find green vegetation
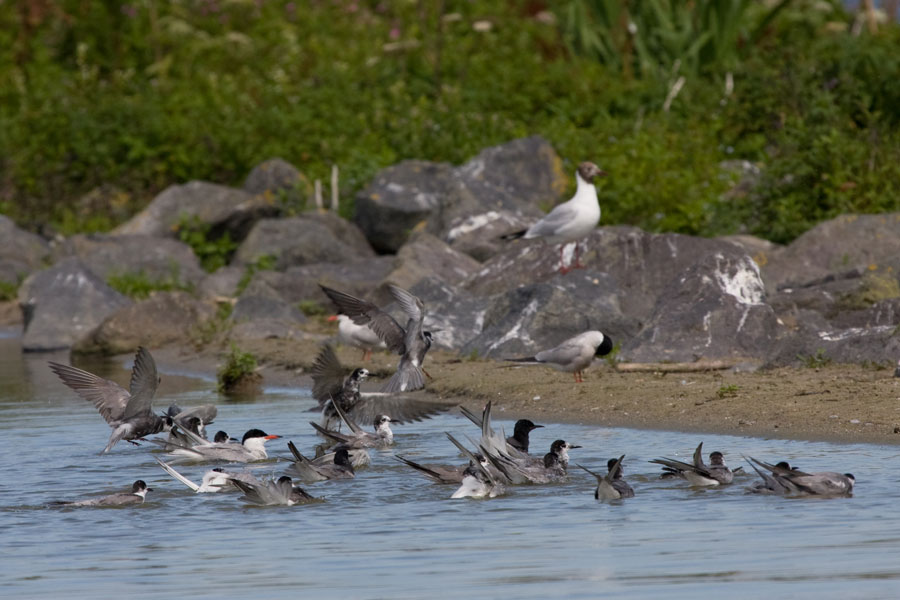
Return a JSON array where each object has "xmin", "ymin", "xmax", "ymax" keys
[
  {"xmin": 603, "ymin": 340, "xmax": 622, "ymax": 368},
  {"xmin": 0, "ymin": 280, "xmax": 17, "ymax": 302},
  {"xmin": 106, "ymin": 268, "xmax": 191, "ymax": 300},
  {"xmin": 217, "ymin": 343, "xmax": 259, "ymax": 394},
  {"xmin": 798, "ymin": 348, "xmax": 833, "ymax": 368},
  {"xmin": 236, "ymin": 254, "xmax": 277, "ymax": 295},
  {"xmin": 2, "ymin": 1, "xmax": 900, "ymax": 243},
  {"xmin": 297, "ymin": 300, "xmax": 328, "ymax": 318},
  {"xmin": 716, "ymin": 383, "xmax": 740, "ymax": 398},
  {"xmin": 175, "ymin": 215, "xmax": 238, "ymax": 272}
]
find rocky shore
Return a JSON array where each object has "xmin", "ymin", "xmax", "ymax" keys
[{"xmin": 3, "ymin": 136, "xmax": 900, "ymax": 444}]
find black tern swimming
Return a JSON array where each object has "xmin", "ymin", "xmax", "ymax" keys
[
  {"xmin": 482, "ymin": 439, "xmax": 581, "ymax": 485},
  {"xmin": 329, "ymin": 314, "xmax": 386, "ymax": 361},
  {"xmin": 285, "ymin": 441, "xmax": 356, "ymax": 482},
  {"xmin": 501, "ymin": 161, "xmax": 606, "ymax": 274},
  {"xmin": 444, "ymin": 433, "xmax": 506, "ymax": 498},
  {"xmin": 745, "ymin": 459, "xmax": 799, "ymax": 495},
  {"xmin": 747, "ymin": 457, "xmax": 855, "ymax": 497},
  {"xmin": 167, "ymin": 428, "xmax": 281, "ymax": 463},
  {"xmin": 155, "ymin": 457, "xmax": 260, "ymax": 493},
  {"xmin": 459, "ymin": 402, "xmax": 543, "ymax": 454},
  {"xmin": 506, "ymin": 330, "xmax": 614, "ymax": 383},
  {"xmin": 310, "ymin": 411, "xmax": 394, "ymax": 449},
  {"xmin": 49, "ymin": 347, "xmax": 176, "ymax": 454},
  {"xmin": 577, "ymin": 455, "xmax": 635, "ymax": 500},
  {"xmin": 309, "ymin": 343, "xmax": 452, "ymax": 427},
  {"xmin": 232, "ymin": 475, "xmax": 322, "ymax": 506},
  {"xmin": 51, "ymin": 480, "xmax": 153, "ymax": 507},
  {"xmin": 320, "ymin": 284, "xmax": 433, "ymax": 393},
  {"xmin": 165, "ymin": 403, "xmax": 217, "ymax": 438},
  {"xmin": 651, "ymin": 442, "xmax": 734, "ymax": 486}
]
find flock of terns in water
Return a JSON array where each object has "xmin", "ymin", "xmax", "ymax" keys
[{"xmin": 42, "ymin": 163, "xmax": 855, "ymax": 506}]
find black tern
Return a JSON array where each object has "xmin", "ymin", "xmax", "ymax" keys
[
  {"xmin": 320, "ymin": 284, "xmax": 433, "ymax": 393},
  {"xmin": 49, "ymin": 346, "xmax": 176, "ymax": 454},
  {"xmin": 747, "ymin": 457, "xmax": 855, "ymax": 497},
  {"xmin": 444, "ymin": 433, "xmax": 506, "ymax": 498},
  {"xmin": 394, "ymin": 453, "xmax": 488, "ymax": 485},
  {"xmin": 650, "ymin": 442, "xmax": 734, "ymax": 486},
  {"xmin": 232, "ymin": 475, "xmax": 322, "ymax": 506},
  {"xmin": 310, "ymin": 412, "xmax": 394, "ymax": 449},
  {"xmin": 285, "ymin": 441, "xmax": 355, "ymax": 482},
  {"xmin": 482, "ymin": 439, "xmax": 582, "ymax": 485},
  {"xmin": 506, "ymin": 330, "xmax": 614, "ymax": 383},
  {"xmin": 577, "ymin": 455, "xmax": 635, "ymax": 500},
  {"xmin": 309, "ymin": 343, "xmax": 452, "ymax": 427},
  {"xmin": 501, "ymin": 161, "xmax": 606, "ymax": 273},
  {"xmin": 51, "ymin": 480, "xmax": 152, "ymax": 507},
  {"xmin": 459, "ymin": 402, "xmax": 543, "ymax": 454}
]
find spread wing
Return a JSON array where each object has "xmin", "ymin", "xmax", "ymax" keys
[
  {"xmin": 49, "ymin": 362, "xmax": 130, "ymax": 425},
  {"xmin": 124, "ymin": 347, "xmax": 159, "ymax": 419},
  {"xmin": 320, "ymin": 285, "xmax": 406, "ymax": 354},
  {"xmin": 388, "ymin": 284, "xmax": 424, "ymax": 329},
  {"xmin": 346, "ymin": 391, "xmax": 455, "ymax": 425},
  {"xmin": 310, "ymin": 344, "xmax": 349, "ymax": 405}
]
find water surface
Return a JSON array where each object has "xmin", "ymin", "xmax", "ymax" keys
[{"xmin": 2, "ymin": 335, "xmax": 899, "ymax": 599}]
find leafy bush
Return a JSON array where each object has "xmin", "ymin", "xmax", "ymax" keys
[
  {"xmin": 175, "ymin": 215, "xmax": 237, "ymax": 273},
  {"xmin": 217, "ymin": 343, "xmax": 259, "ymax": 393}
]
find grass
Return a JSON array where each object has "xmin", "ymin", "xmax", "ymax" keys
[
  {"xmin": 797, "ymin": 349, "xmax": 833, "ymax": 368},
  {"xmin": 106, "ymin": 268, "xmax": 192, "ymax": 300},
  {"xmin": 716, "ymin": 384, "xmax": 740, "ymax": 398},
  {"xmin": 0, "ymin": 280, "xmax": 18, "ymax": 302},
  {"xmin": 217, "ymin": 343, "xmax": 259, "ymax": 394}
]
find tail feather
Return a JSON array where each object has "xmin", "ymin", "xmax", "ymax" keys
[
  {"xmin": 500, "ymin": 229, "xmax": 527, "ymax": 241},
  {"xmin": 381, "ymin": 363, "xmax": 426, "ymax": 393},
  {"xmin": 505, "ymin": 356, "xmax": 538, "ymax": 364}
]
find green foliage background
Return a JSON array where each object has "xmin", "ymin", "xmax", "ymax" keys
[{"xmin": 1, "ymin": 0, "xmax": 899, "ymax": 243}]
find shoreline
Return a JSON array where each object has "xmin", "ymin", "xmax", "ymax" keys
[{"xmin": 154, "ymin": 339, "xmax": 900, "ymax": 447}]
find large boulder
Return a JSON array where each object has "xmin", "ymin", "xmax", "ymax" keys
[
  {"xmin": 0, "ymin": 215, "xmax": 51, "ymax": 286},
  {"xmin": 444, "ymin": 209, "xmax": 534, "ymax": 262},
  {"xmin": 622, "ymin": 249, "xmax": 780, "ymax": 362},
  {"xmin": 73, "ymin": 291, "xmax": 215, "ymax": 354},
  {"xmin": 243, "ymin": 158, "xmax": 312, "ymax": 209},
  {"xmin": 113, "ymin": 181, "xmax": 278, "ymax": 242},
  {"xmin": 18, "ymin": 258, "xmax": 131, "ymax": 351},
  {"xmin": 232, "ymin": 278, "xmax": 307, "ymax": 324},
  {"xmin": 53, "ymin": 234, "xmax": 206, "ymax": 287},
  {"xmin": 354, "ymin": 136, "xmax": 565, "ymax": 253},
  {"xmin": 232, "ymin": 216, "xmax": 373, "ymax": 269},
  {"xmin": 252, "ymin": 257, "xmax": 395, "ymax": 307}
]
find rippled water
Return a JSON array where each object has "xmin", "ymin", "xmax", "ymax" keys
[{"xmin": 2, "ymin": 334, "xmax": 900, "ymax": 599}]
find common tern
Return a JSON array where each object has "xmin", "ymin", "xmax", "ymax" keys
[
  {"xmin": 155, "ymin": 457, "xmax": 260, "ymax": 493},
  {"xmin": 167, "ymin": 428, "xmax": 281, "ymax": 463},
  {"xmin": 320, "ymin": 284, "xmax": 433, "ymax": 393},
  {"xmin": 49, "ymin": 346, "xmax": 172, "ymax": 454},
  {"xmin": 51, "ymin": 480, "xmax": 152, "ymax": 507},
  {"xmin": 285, "ymin": 441, "xmax": 355, "ymax": 482},
  {"xmin": 577, "ymin": 455, "xmax": 634, "ymax": 500},
  {"xmin": 329, "ymin": 314, "xmax": 386, "ymax": 361},
  {"xmin": 233, "ymin": 475, "xmax": 322, "ymax": 506},
  {"xmin": 650, "ymin": 442, "xmax": 734, "ymax": 486},
  {"xmin": 501, "ymin": 161, "xmax": 606, "ymax": 274},
  {"xmin": 309, "ymin": 343, "xmax": 451, "ymax": 426},
  {"xmin": 506, "ymin": 330, "xmax": 614, "ymax": 383},
  {"xmin": 747, "ymin": 457, "xmax": 854, "ymax": 497}
]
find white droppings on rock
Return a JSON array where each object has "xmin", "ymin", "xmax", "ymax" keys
[
  {"xmin": 819, "ymin": 325, "xmax": 894, "ymax": 341},
  {"xmin": 712, "ymin": 253, "xmax": 765, "ymax": 305},
  {"xmin": 487, "ymin": 299, "xmax": 538, "ymax": 353},
  {"xmin": 446, "ymin": 211, "xmax": 502, "ymax": 242}
]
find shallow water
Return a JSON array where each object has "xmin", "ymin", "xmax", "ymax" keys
[{"xmin": 2, "ymin": 335, "xmax": 900, "ymax": 599}]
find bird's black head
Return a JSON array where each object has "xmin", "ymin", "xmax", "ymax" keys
[
  {"xmin": 277, "ymin": 476, "xmax": 293, "ymax": 485},
  {"xmin": 132, "ymin": 480, "xmax": 151, "ymax": 492},
  {"xmin": 550, "ymin": 439, "xmax": 568, "ymax": 454},
  {"xmin": 165, "ymin": 404, "xmax": 182, "ymax": 418},
  {"xmin": 423, "ymin": 331, "xmax": 434, "ymax": 350},
  {"xmin": 577, "ymin": 161, "xmax": 607, "ymax": 183},
  {"xmin": 375, "ymin": 415, "xmax": 391, "ymax": 428},
  {"xmin": 594, "ymin": 335, "xmax": 614, "ymax": 357},
  {"xmin": 607, "ymin": 458, "xmax": 624, "ymax": 478},
  {"xmin": 844, "ymin": 473, "xmax": 856, "ymax": 481},
  {"xmin": 543, "ymin": 451, "xmax": 561, "ymax": 468},
  {"xmin": 214, "ymin": 431, "xmax": 230, "ymax": 443},
  {"xmin": 775, "ymin": 461, "xmax": 792, "ymax": 470},
  {"xmin": 350, "ymin": 368, "xmax": 369, "ymax": 382},
  {"xmin": 242, "ymin": 429, "xmax": 269, "ymax": 443},
  {"xmin": 184, "ymin": 416, "xmax": 202, "ymax": 432},
  {"xmin": 334, "ymin": 447, "xmax": 352, "ymax": 467},
  {"xmin": 212, "ymin": 468, "xmax": 225, "ymax": 473},
  {"xmin": 514, "ymin": 419, "xmax": 543, "ymax": 434},
  {"xmin": 709, "ymin": 451, "xmax": 726, "ymax": 465}
]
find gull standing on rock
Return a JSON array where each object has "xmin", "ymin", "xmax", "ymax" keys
[
  {"xmin": 501, "ymin": 161, "xmax": 606, "ymax": 274},
  {"xmin": 506, "ymin": 330, "xmax": 614, "ymax": 383}
]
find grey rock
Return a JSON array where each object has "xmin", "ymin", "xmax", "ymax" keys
[
  {"xmin": 53, "ymin": 234, "xmax": 206, "ymax": 287},
  {"xmin": 622, "ymin": 249, "xmax": 779, "ymax": 363},
  {"xmin": 243, "ymin": 158, "xmax": 311, "ymax": 208},
  {"xmin": 374, "ymin": 232, "xmax": 480, "ymax": 304},
  {"xmin": 197, "ymin": 266, "xmax": 246, "ymax": 300},
  {"xmin": 253, "ymin": 257, "xmax": 395, "ymax": 306},
  {"xmin": 0, "ymin": 215, "xmax": 51, "ymax": 286},
  {"xmin": 296, "ymin": 212, "xmax": 374, "ymax": 258},
  {"xmin": 18, "ymin": 258, "xmax": 131, "ymax": 352},
  {"xmin": 229, "ymin": 319, "xmax": 317, "ymax": 343},
  {"xmin": 444, "ymin": 209, "xmax": 534, "ymax": 262},
  {"xmin": 73, "ymin": 291, "xmax": 215, "ymax": 355},
  {"xmin": 232, "ymin": 217, "xmax": 373, "ymax": 269},
  {"xmin": 354, "ymin": 136, "xmax": 564, "ymax": 253},
  {"xmin": 233, "ymin": 278, "xmax": 307, "ymax": 324},
  {"xmin": 114, "ymin": 181, "xmax": 278, "ymax": 243},
  {"xmin": 406, "ymin": 277, "xmax": 491, "ymax": 351}
]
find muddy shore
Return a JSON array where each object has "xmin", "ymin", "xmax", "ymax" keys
[{"xmin": 153, "ymin": 338, "xmax": 900, "ymax": 447}]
